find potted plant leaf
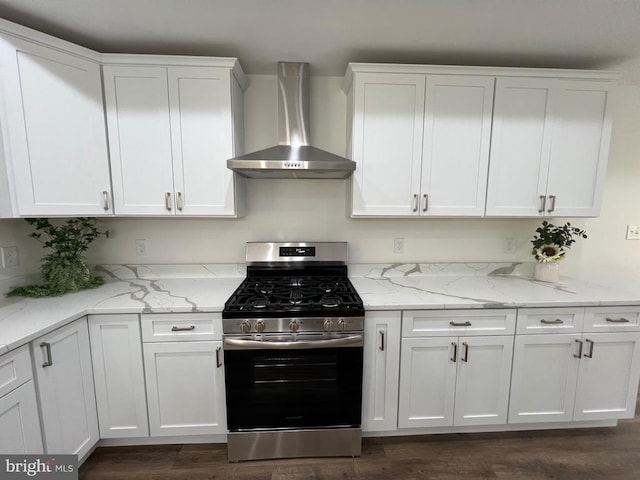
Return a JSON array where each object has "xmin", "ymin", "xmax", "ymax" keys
[
  {"xmin": 7, "ymin": 217, "xmax": 105, "ymax": 297},
  {"xmin": 530, "ymin": 221, "xmax": 587, "ymax": 282}
]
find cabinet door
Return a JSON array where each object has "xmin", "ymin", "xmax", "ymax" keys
[
  {"xmin": 574, "ymin": 332, "xmax": 640, "ymax": 421},
  {"xmin": 362, "ymin": 311, "xmax": 401, "ymax": 432},
  {"xmin": 508, "ymin": 334, "xmax": 580, "ymax": 424},
  {"xmin": 0, "ymin": 36, "xmax": 112, "ymax": 215},
  {"xmin": 33, "ymin": 318, "xmax": 99, "ymax": 458},
  {"xmin": 0, "ymin": 381, "xmax": 43, "ymax": 454},
  {"xmin": 350, "ymin": 73, "xmax": 424, "ymax": 216},
  {"xmin": 485, "ymin": 77, "xmax": 555, "ymax": 216},
  {"xmin": 398, "ymin": 337, "xmax": 456, "ymax": 428},
  {"xmin": 421, "ymin": 75, "xmax": 494, "ymax": 216},
  {"xmin": 168, "ymin": 67, "xmax": 238, "ymax": 216},
  {"xmin": 144, "ymin": 341, "xmax": 226, "ymax": 436},
  {"xmin": 104, "ymin": 65, "xmax": 175, "ymax": 215},
  {"xmin": 544, "ymin": 81, "xmax": 613, "ymax": 217},
  {"xmin": 454, "ymin": 336, "xmax": 513, "ymax": 426},
  {"xmin": 89, "ymin": 314, "xmax": 148, "ymax": 438}
]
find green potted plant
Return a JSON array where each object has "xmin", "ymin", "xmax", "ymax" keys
[
  {"xmin": 530, "ymin": 221, "xmax": 587, "ymax": 282},
  {"xmin": 7, "ymin": 217, "xmax": 105, "ymax": 297}
]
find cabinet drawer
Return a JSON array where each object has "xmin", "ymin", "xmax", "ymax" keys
[
  {"xmin": 141, "ymin": 313, "xmax": 222, "ymax": 342},
  {"xmin": 402, "ymin": 309, "xmax": 516, "ymax": 337},
  {"xmin": 583, "ymin": 307, "xmax": 640, "ymax": 333},
  {"xmin": 516, "ymin": 308, "xmax": 584, "ymax": 334},
  {"xmin": 0, "ymin": 345, "xmax": 33, "ymax": 399}
]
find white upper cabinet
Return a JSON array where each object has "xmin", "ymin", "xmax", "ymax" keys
[
  {"xmin": 103, "ymin": 56, "xmax": 247, "ymax": 216},
  {"xmin": 486, "ymin": 77, "xmax": 614, "ymax": 217},
  {"xmin": 345, "ymin": 66, "xmax": 494, "ymax": 217},
  {"xmin": 0, "ymin": 33, "xmax": 112, "ymax": 216}
]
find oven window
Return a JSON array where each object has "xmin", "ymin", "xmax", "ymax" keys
[{"xmin": 224, "ymin": 346, "xmax": 363, "ymax": 431}]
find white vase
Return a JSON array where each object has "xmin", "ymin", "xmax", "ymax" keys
[{"xmin": 533, "ymin": 262, "xmax": 560, "ymax": 283}]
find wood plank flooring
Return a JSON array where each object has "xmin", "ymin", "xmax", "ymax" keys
[{"xmin": 79, "ymin": 410, "xmax": 640, "ymax": 480}]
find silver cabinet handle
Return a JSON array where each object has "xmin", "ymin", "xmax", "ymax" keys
[
  {"xmin": 450, "ymin": 342, "xmax": 457, "ymax": 362},
  {"xmin": 449, "ymin": 321, "xmax": 472, "ymax": 327},
  {"xmin": 547, "ymin": 195, "xmax": 556, "ymax": 213},
  {"xmin": 461, "ymin": 342, "xmax": 469, "ymax": 363},
  {"xmin": 102, "ymin": 191, "xmax": 110, "ymax": 211},
  {"xmin": 378, "ymin": 330, "xmax": 385, "ymax": 351},
  {"xmin": 540, "ymin": 319, "xmax": 564, "ymax": 324},
  {"xmin": 171, "ymin": 325, "xmax": 195, "ymax": 332},
  {"xmin": 165, "ymin": 192, "xmax": 172, "ymax": 211},
  {"xmin": 224, "ymin": 334, "xmax": 363, "ymax": 350},
  {"xmin": 422, "ymin": 194, "xmax": 428, "ymax": 212},
  {"xmin": 216, "ymin": 346, "xmax": 222, "ymax": 368},
  {"xmin": 40, "ymin": 342, "xmax": 53, "ymax": 367},
  {"xmin": 176, "ymin": 192, "xmax": 183, "ymax": 211},
  {"xmin": 538, "ymin": 195, "xmax": 546, "ymax": 213},
  {"xmin": 606, "ymin": 317, "xmax": 630, "ymax": 323},
  {"xmin": 584, "ymin": 339, "xmax": 594, "ymax": 359},
  {"xmin": 412, "ymin": 194, "xmax": 418, "ymax": 212},
  {"xmin": 574, "ymin": 339, "xmax": 583, "ymax": 359}
]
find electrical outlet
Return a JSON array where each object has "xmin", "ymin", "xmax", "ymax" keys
[
  {"xmin": 626, "ymin": 225, "xmax": 640, "ymax": 240},
  {"xmin": 393, "ymin": 238, "xmax": 404, "ymax": 254},
  {"xmin": 1, "ymin": 246, "xmax": 18, "ymax": 268},
  {"xmin": 503, "ymin": 238, "xmax": 516, "ymax": 253},
  {"xmin": 135, "ymin": 239, "xmax": 147, "ymax": 256}
]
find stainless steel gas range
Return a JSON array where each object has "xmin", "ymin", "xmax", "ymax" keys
[{"xmin": 222, "ymin": 242, "xmax": 365, "ymax": 462}]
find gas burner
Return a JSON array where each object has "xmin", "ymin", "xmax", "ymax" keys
[
  {"xmin": 319, "ymin": 282, "xmax": 339, "ymax": 293},
  {"xmin": 289, "ymin": 289, "xmax": 304, "ymax": 304},
  {"xmin": 321, "ymin": 296, "xmax": 342, "ymax": 308},
  {"xmin": 256, "ymin": 283, "xmax": 274, "ymax": 295},
  {"xmin": 249, "ymin": 297, "xmax": 269, "ymax": 309}
]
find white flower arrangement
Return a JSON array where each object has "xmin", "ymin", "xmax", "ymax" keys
[{"xmin": 531, "ymin": 221, "xmax": 587, "ymax": 263}]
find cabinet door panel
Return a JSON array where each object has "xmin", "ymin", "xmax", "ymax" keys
[
  {"xmin": 454, "ymin": 336, "xmax": 513, "ymax": 426},
  {"xmin": 104, "ymin": 65, "xmax": 174, "ymax": 215},
  {"xmin": 0, "ymin": 381, "xmax": 43, "ymax": 454},
  {"xmin": 545, "ymin": 81, "xmax": 612, "ymax": 217},
  {"xmin": 422, "ymin": 75, "xmax": 494, "ymax": 216},
  {"xmin": 144, "ymin": 341, "xmax": 226, "ymax": 436},
  {"xmin": 486, "ymin": 78, "xmax": 555, "ymax": 216},
  {"xmin": 362, "ymin": 311, "xmax": 401, "ymax": 432},
  {"xmin": 351, "ymin": 73, "xmax": 424, "ymax": 216},
  {"xmin": 169, "ymin": 67, "xmax": 237, "ymax": 215},
  {"xmin": 89, "ymin": 314, "xmax": 148, "ymax": 438},
  {"xmin": 33, "ymin": 318, "xmax": 99, "ymax": 458},
  {"xmin": 0, "ymin": 36, "xmax": 111, "ymax": 215},
  {"xmin": 508, "ymin": 334, "xmax": 580, "ymax": 424},
  {"xmin": 574, "ymin": 332, "xmax": 640, "ymax": 420},
  {"xmin": 398, "ymin": 337, "xmax": 456, "ymax": 428}
]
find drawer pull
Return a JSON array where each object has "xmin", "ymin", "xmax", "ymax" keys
[
  {"xmin": 584, "ymin": 339, "xmax": 594, "ymax": 359},
  {"xmin": 450, "ymin": 342, "xmax": 457, "ymax": 362},
  {"xmin": 40, "ymin": 342, "xmax": 53, "ymax": 367},
  {"xmin": 449, "ymin": 321, "xmax": 472, "ymax": 327},
  {"xmin": 461, "ymin": 342, "xmax": 469, "ymax": 363},
  {"xmin": 216, "ymin": 347, "xmax": 222, "ymax": 368},
  {"xmin": 171, "ymin": 325, "xmax": 196, "ymax": 332},
  {"xmin": 605, "ymin": 317, "xmax": 630, "ymax": 323},
  {"xmin": 540, "ymin": 319, "xmax": 564, "ymax": 325},
  {"xmin": 574, "ymin": 339, "xmax": 583, "ymax": 359}
]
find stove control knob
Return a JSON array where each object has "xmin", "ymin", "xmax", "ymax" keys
[
  {"xmin": 337, "ymin": 318, "xmax": 347, "ymax": 331},
  {"xmin": 255, "ymin": 320, "xmax": 266, "ymax": 333},
  {"xmin": 323, "ymin": 318, "xmax": 334, "ymax": 331},
  {"xmin": 240, "ymin": 320, "xmax": 251, "ymax": 333},
  {"xmin": 289, "ymin": 320, "xmax": 300, "ymax": 333}
]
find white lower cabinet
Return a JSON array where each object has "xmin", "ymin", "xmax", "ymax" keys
[
  {"xmin": 398, "ymin": 309, "xmax": 516, "ymax": 429},
  {"xmin": 362, "ymin": 311, "xmax": 401, "ymax": 432},
  {"xmin": 0, "ymin": 345, "xmax": 43, "ymax": 454},
  {"xmin": 89, "ymin": 314, "xmax": 149, "ymax": 438},
  {"xmin": 32, "ymin": 318, "xmax": 99, "ymax": 458}
]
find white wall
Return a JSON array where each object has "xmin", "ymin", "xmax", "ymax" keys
[{"xmin": 1, "ymin": 75, "xmax": 638, "ymax": 283}]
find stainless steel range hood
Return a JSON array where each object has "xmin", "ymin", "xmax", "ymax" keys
[{"xmin": 227, "ymin": 62, "xmax": 356, "ymax": 179}]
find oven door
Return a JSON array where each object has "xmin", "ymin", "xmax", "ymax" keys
[{"xmin": 223, "ymin": 333, "xmax": 363, "ymax": 431}]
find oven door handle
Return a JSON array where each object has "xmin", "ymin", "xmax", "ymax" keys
[{"xmin": 223, "ymin": 334, "xmax": 364, "ymax": 350}]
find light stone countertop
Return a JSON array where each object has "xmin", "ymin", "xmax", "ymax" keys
[{"xmin": 1, "ymin": 262, "xmax": 639, "ymax": 356}]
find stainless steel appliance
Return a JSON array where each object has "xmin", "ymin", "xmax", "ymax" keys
[
  {"xmin": 222, "ymin": 242, "xmax": 365, "ymax": 462},
  {"xmin": 226, "ymin": 62, "xmax": 356, "ymax": 179}
]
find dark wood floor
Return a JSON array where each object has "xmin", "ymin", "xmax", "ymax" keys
[{"xmin": 79, "ymin": 409, "xmax": 640, "ymax": 480}]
